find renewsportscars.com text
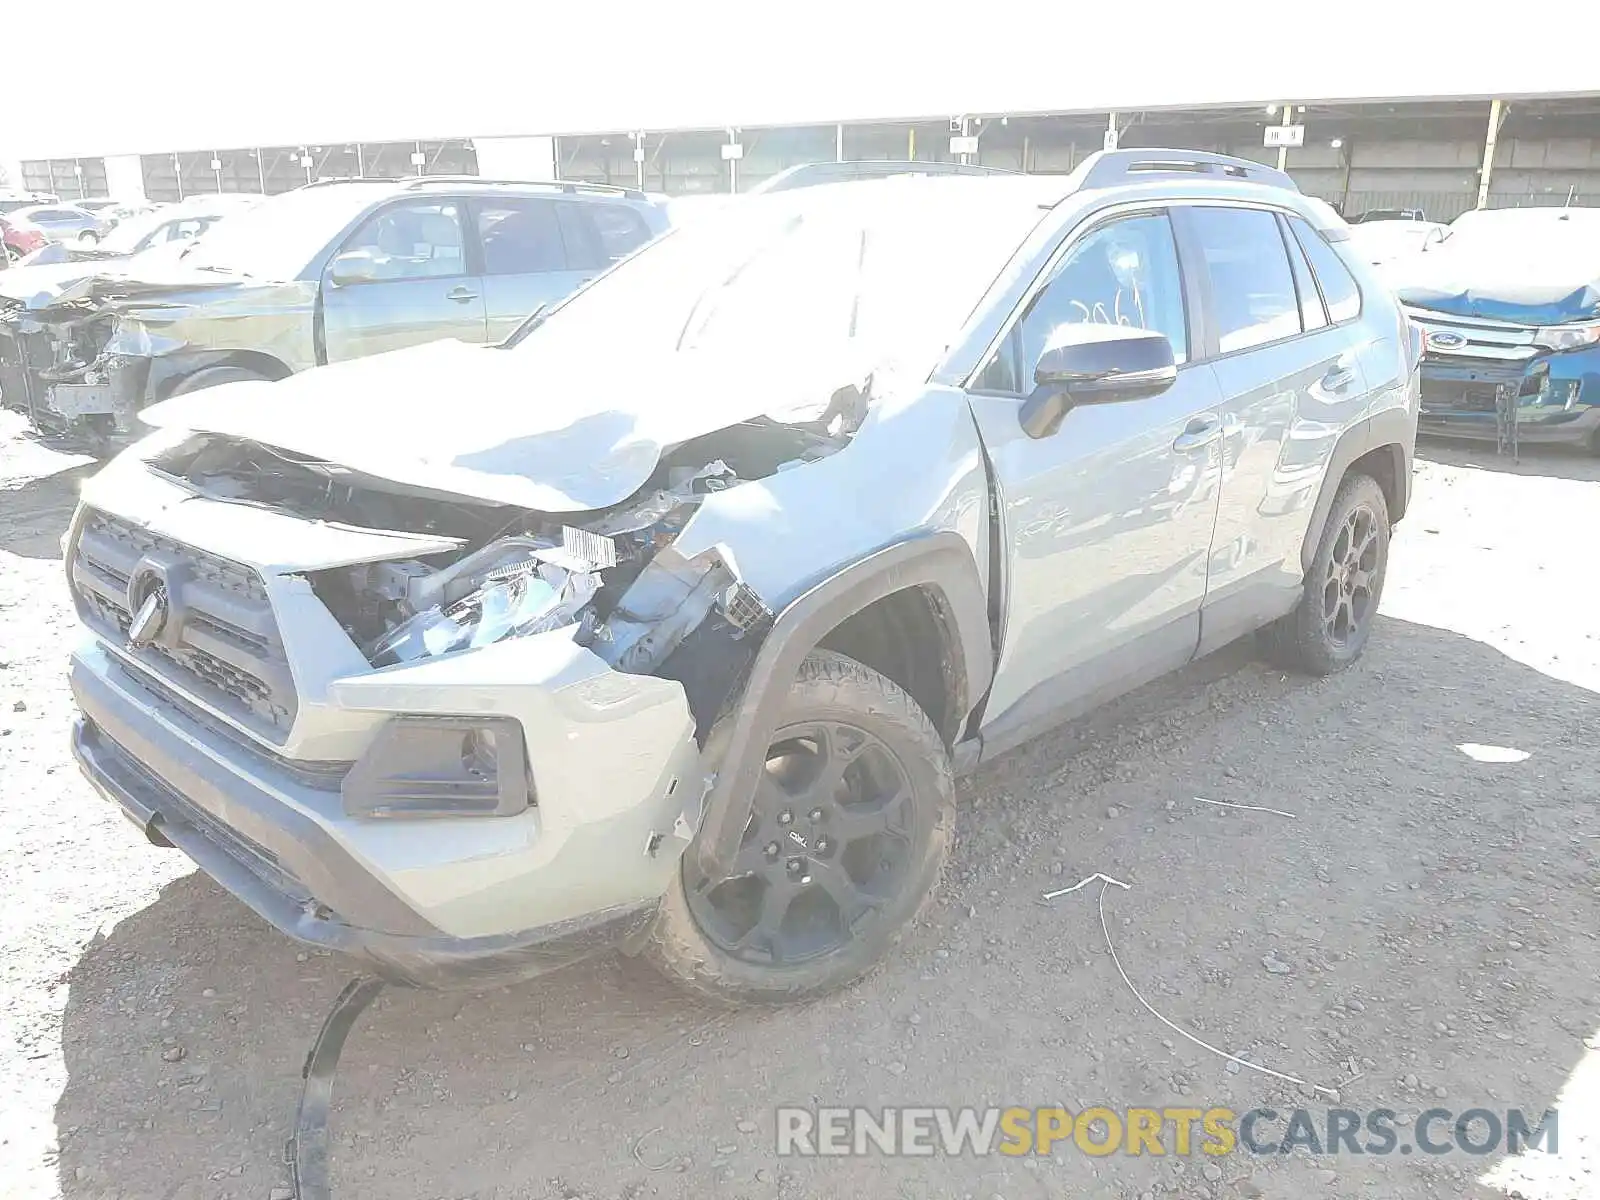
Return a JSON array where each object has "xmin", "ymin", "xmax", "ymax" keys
[{"xmin": 775, "ymin": 1106, "xmax": 1558, "ymax": 1158}]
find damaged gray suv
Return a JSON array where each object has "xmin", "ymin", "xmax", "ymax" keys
[{"xmin": 66, "ymin": 150, "xmax": 1418, "ymax": 1004}]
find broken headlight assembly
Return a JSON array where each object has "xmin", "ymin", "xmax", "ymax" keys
[
  {"xmin": 372, "ymin": 557, "xmax": 599, "ymax": 665},
  {"xmin": 343, "ymin": 715, "xmax": 530, "ymax": 819}
]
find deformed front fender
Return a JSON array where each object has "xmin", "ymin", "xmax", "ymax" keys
[{"xmin": 688, "ymin": 530, "xmax": 989, "ymax": 879}]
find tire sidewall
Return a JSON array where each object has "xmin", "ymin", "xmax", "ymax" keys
[
  {"xmin": 1306, "ymin": 475, "xmax": 1390, "ymax": 668},
  {"xmin": 648, "ymin": 651, "xmax": 953, "ymax": 1004}
]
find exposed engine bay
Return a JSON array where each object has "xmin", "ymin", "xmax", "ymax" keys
[
  {"xmin": 147, "ymin": 413, "xmax": 859, "ymax": 735},
  {"xmin": 0, "ymin": 305, "xmax": 125, "ymax": 438}
]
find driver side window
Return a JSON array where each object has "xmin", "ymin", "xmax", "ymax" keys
[
  {"xmin": 980, "ymin": 212, "xmax": 1188, "ymax": 393},
  {"xmin": 338, "ymin": 201, "xmax": 466, "ymax": 282}
]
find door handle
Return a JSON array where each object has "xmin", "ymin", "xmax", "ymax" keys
[
  {"xmin": 445, "ymin": 285, "xmax": 479, "ymax": 303},
  {"xmin": 1173, "ymin": 414, "xmax": 1223, "ymax": 452},
  {"xmin": 1321, "ymin": 364, "xmax": 1357, "ymax": 392}
]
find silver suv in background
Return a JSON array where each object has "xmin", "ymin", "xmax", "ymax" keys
[
  {"xmin": 66, "ymin": 151, "xmax": 1417, "ymax": 1004},
  {"xmin": 0, "ymin": 178, "xmax": 670, "ymax": 444}
]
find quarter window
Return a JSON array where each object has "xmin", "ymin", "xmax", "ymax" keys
[
  {"xmin": 1290, "ymin": 216, "xmax": 1362, "ymax": 323},
  {"xmin": 475, "ymin": 199, "xmax": 567, "ymax": 275},
  {"xmin": 590, "ymin": 205, "xmax": 652, "ymax": 263},
  {"xmin": 1187, "ymin": 206, "xmax": 1302, "ymax": 354},
  {"xmin": 985, "ymin": 212, "xmax": 1188, "ymax": 393},
  {"xmin": 340, "ymin": 201, "xmax": 466, "ymax": 281}
]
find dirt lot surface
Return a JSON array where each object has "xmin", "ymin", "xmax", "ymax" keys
[{"xmin": 2, "ymin": 410, "xmax": 1598, "ymax": 1200}]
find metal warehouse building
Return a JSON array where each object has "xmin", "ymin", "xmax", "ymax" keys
[
  {"xmin": 8, "ymin": 94, "xmax": 1600, "ymax": 222},
  {"xmin": 5, "ymin": 9, "xmax": 1597, "ymax": 220}
]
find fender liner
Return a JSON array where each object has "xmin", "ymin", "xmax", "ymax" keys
[
  {"xmin": 1299, "ymin": 403, "xmax": 1414, "ymax": 573},
  {"xmin": 688, "ymin": 531, "xmax": 991, "ymax": 878}
]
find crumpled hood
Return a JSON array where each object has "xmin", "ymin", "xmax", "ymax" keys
[
  {"xmin": 141, "ymin": 337, "xmax": 872, "ymax": 511},
  {"xmin": 1395, "ymin": 239, "xmax": 1600, "ymax": 324},
  {"xmin": 0, "ymin": 259, "xmax": 113, "ymax": 308},
  {"xmin": 0, "ymin": 254, "xmax": 260, "ymax": 313}
]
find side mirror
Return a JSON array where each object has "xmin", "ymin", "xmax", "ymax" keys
[
  {"xmin": 328, "ymin": 248, "xmax": 381, "ymax": 286},
  {"xmin": 1018, "ymin": 324, "xmax": 1178, "ymax": 439}
]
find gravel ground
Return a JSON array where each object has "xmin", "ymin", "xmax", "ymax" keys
[{"xmin": 2, "ymin": 410, "xmax": 1598, "ymax": 1200}]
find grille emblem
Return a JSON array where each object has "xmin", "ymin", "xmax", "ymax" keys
[
  {"xmin": 127, "ymin": 585, "xmax": 169, "ymax": 649},
  {"xmin": 1426, "ymin": 330, "xmax": 1467, "ymax": 351}
]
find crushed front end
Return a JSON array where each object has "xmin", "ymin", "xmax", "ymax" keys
[
  {"xmin": 0, "ymin": 301, "xmax": 141, "ymax": 442},
  {"xmin": 1407, "ymin": 308, "xmax": 1600, "ymax": 450},
  {"xmin": 60, "ymin": 422, "xmax": 863, "ymax": 987}
]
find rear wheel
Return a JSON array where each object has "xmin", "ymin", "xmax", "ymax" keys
[
  {"xmin": 1262, "ymin": 472, "xmax": 1390, "ymax": 674},
  {"xmin": 644, "ymin": 650, "xmax": 953, "ymax": 1005}
]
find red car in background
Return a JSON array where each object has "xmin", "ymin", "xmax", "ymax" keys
[{"xmin": 1, "ymin": 213, "xmax": 50, "ymax": 265}]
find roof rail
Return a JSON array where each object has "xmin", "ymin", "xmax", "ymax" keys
[
  {"xmin": 296, "ymin": 176, "xmax": 649, "ymax": 201},
  {"xmin": 399, "ymin": 176, "xmax": 650, "ymax": 201},
  {"xmin": 750, "ymin": 159, "xmax": 1015, "ymax": 194},
  {"xmin": 1077, "ymin": 148, "xmax": 1298, "ymax": 193},
  {"xmin": 298, "ymin": 177, "xmax": 398, "ymax": 188}
]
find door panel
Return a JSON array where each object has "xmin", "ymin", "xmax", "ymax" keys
[
  {"xmin": 1178, "ymin": 205, "xmax": 1375, "ymax": 653},
  {"xmin": 965, "ymin": 209, "xmax": 1223, "ymax": 738},
  {"xmin": 969, "ymin": 371, "xmax": 1227, "ymax": 733},
  {"xmin": 475, "ymin": 199, "xmax": 591, "ymax": 343},
  {"xmin": 321, "ymin": 199, "xmax": 485, "ymax": 363},
  {"xmin": 1200, "ymin": 330, "xmax": 1368, "ymax": 650}
]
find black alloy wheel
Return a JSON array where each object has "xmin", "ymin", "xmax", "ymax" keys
[{"xmin": 685, "ymin": 720, "xmax": 916, "ymax": 966}]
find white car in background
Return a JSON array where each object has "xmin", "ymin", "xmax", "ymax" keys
[{"xmin": 1347, "ymin": 219, "xmax": 1446, "ymax": 268}]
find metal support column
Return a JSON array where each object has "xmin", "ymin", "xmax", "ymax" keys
[
  {"xmin": 1276, "ymin": 104, "xmax": 1294, "ymax": 172},
  {"xmin": 836, "ymin": 124, "xmax": 844, "ymax": 162},
  {"xmin": 1477, "ymin": 98, "xmax": 1505, "ymax": 210}
]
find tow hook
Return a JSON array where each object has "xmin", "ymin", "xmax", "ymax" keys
[{"xmin": 284, "ymin": 976, "xmax": 386, "ymax": 1200}]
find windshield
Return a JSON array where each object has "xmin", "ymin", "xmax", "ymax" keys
[
  {"xmin": 514, "ymin": 180, "xmax": 1052, "ymax": 376},
  {"xmin": 97, "ymin": 209, "xmax": 178, "ymax": 253},
  {"xmin": 177, "ymin": 185, "xmax": 382, "ymax": 279}
]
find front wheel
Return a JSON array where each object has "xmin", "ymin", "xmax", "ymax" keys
[
  {"xmin": 1262, "ymin": 472, "xmax": 1390, "ymax": 674},
  {"xmin": 644, "ymin": 650, "xmax": 954, "ymax": 1005},
  {"xmin": 166, "ymin": 365, "xmax": 272, "ymax": 396}
]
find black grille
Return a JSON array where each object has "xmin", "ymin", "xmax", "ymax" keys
[
  {"xmin": 1420, "ymin": 357, "xmax": 1540, "ymax": 414},
  {"xmin": 70, "ymin": 509, "xmax": 298, "ymax": 742},
  {"xmin": 1420, "ymin": 378, "xmax": 1506, "ymax": 413}
]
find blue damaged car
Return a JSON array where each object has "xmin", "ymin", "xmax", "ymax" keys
[{"xmin": 1397, "ymin": 206, "xmax": 1600, "ymax": 450}]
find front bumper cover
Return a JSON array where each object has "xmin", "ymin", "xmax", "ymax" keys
[{"xmin": 69, "ymin": 637, "xmax": 695, "ymax": 989}]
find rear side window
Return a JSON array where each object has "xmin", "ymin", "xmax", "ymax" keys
[
  {"xmin": 1187, "ymin": 207, "xmax": 1301, "ymax": 354},
  {"xmin": 590, "ymin": 205, "xmax": 652, "ymax": 263},
  {"xmin": 1278, "ymin": 214, "xmax": 1328, "ymax": 332},
  {"xmin": 475, "ymin": 199, "xmax": 567, "ymax": 275},
  {"xmin": 1290, "ymin": 216, "xmax": 1361, "ymax": 323}
]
